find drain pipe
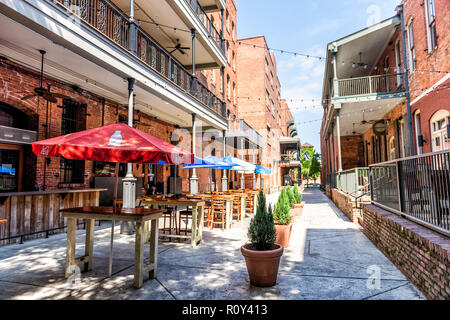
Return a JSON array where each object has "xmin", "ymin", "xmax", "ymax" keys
[{"xmin": 397, "ymin": 4, "xmax": 415, "ymax": 156}]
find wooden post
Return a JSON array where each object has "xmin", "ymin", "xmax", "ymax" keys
[
  {"xmin": 191, "ymin": 205, "xmax": 198, "ymax": 248},
  {"xmin": 149, "ymin": 218, "xmax": 158, "ymax": 279},
  {"xmin": 134, "ymin": 220, "xmax": 145, "ymax": 288},
  {"xmin": 84, "ymin": 219, "xmax": 95, "ymax": 272},
  {"xmin": 65, "ymin": 217, "xmax": 77, "ymax": 278}
]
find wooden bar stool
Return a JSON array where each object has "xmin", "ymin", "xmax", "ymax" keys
[
  {"xmin": 159, "ymin": 206, "xmax": 178, "ymax": 242},
  {"xmin": 245, "ymin": 192, "xmax": 254, "ymax": 215},
  {"xmin": 231, "ymin": 194, "xmax": 241, "ymax": 221},
  {"xmin": 178, "ymin": 208, "xmax": 192, "ymax": 239},
  {"xmin": 211, "ymin": 195, "xmax": 227, "ymax": 231}
]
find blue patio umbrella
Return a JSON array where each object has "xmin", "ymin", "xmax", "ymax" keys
[
  {"xmin": 182, "ymin": 156, "xmax": 236, "ymax": 192},
  {"xmin": 254, "ymin": 165, "xmax": 271, "ymax": 175}
]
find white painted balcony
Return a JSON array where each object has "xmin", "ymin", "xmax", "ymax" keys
[{"xmin": 337, "ymin": 73, "xmax": 406, "ymax": 98}]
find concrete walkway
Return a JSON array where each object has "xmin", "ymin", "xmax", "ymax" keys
[{"xmin": 0, "ymin": 188, "xmax": 424, "ymax": 300}]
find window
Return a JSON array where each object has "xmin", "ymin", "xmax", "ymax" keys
[
  {"xmin": 270, "ymin": 71, "xmax": 274, "ymax": 86},
  {"xmin": 232, "ymin": 51, "xmax": 235, "ymax": 71},
  {"xmin": 60, "ymin": 99, "xmax": 86, "ymax": 184},
  {"xmin": 430, "ymin": 110, "xmax": 449, "ymax": 152},
  {"xmin": 211, "ymin": 70, "xmax": 216, "ymax": 85},
  {"xmin": 389, "ymin": 136, "xmax": 396, "ymax": 161},
  {"xmin": 425, "ymin": 0, "xmax": 438, "ymax": 52},
  {"xmin": 414, "ymin": 111, "xmax": 423, "ymax": 155},
  {"xmin": 395, "ymin": 39, "xmax": 403, "ymax": 85},
  {"xmin": 227, "ymin": 75, "xmax": 230, "ymax": 100},
  {"xmin": 233, "ymin": 82, "xmax": 236, "ymax": 105},
  {"xmin": 265, "ymin": 90, "xmax": 270, "ymax": 110},
  {"xmin": 406, "ymin": 22, "xmax": 416, "ymax": 71},
  {"xmin": 265, "ymin": 58, "xmax": 269, "ymax": 76}
]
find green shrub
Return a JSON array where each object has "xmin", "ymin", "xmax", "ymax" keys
[
  {"xmin": 286, "ymin": 186, "xmax": 295, "ymax": 207},
  {"xmin": 247, "ymin": 191, "xmax": 276, "ymax": 251},
  {"xmin": 293, "ymin": 185, "xmax": 302, "ymax": 203},
  {"xmin": 273, "ymin": 189, "xmax": 291, "ymax": 225}
]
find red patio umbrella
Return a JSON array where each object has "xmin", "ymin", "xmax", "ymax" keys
[
  {"xmin": 32, "ymin": 123, "xmax": 194, "ymax": 206},
  {"xmin": 32, "ymin": 123, "xmax": 194, "ymax": 277}
]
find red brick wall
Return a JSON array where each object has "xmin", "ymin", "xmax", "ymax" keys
[
  {"xmin": 0, "ymin": 59, "xmax": 189, "ymax": 193},
  {"xmin": 363, "ymin": 204, "xmax": 450, "ymax": 300},
  {"xmin": 237, "ymin": 36, "xmax": 284, "ymax": 192},
  {"xmin": 330, "ymin": 189, "xmax": 361, "ymax": 224},
  {"xmin": 340, "ymin": 135, "xmax": 364, "ymax": 170}
]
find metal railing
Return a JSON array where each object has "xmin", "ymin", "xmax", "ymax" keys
[
  {"xmin": 52, "ymin": 0, "xmax": 225, "ymax": 118},
  {"xmin": 335, "ymin": 168, "xmax": 370, "ymax": 197},
  {"xmin": 337, "ymin": 73, "xmax": 405, "ymax": 97},
  {"xmin": 185, "ymin": 0, "xmax": 224, "ymax": 53},
  {"xmin": 370, "ymin": 150, "xmax": 450, "ymax": 236},
  {"xmin": 281, "ymin": 153, "xmax": 300, "ymax": 162}
]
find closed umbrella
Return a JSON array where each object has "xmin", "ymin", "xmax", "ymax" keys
[{"xmin": 32, "ymin": 123, "xmax": 194, "ymax": 276}]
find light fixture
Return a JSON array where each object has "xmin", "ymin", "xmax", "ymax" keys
[{"xmin": 352, "ymin": 52, "xmax": 368, "ymax": 69}]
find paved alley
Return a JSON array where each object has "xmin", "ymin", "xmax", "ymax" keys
[{"xmin": 0, "ymin": 188, "xmax": 424, "ymax": 300}]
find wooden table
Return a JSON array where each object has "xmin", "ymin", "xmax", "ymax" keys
[
  {"xmin": 141, "ymin": 198, "xmax": 205, "ymax": 248},
  {"xmin": 0, "ymin": 219, "xmax": 6, "ymax": 224},
  {"xmin": 60, "ymin": 206, "xmax": 163, "ymax": 289}
]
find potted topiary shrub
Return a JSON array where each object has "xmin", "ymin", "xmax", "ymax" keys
[
  {"xmin": 273, "ymin": 189, "xmax": 293, "ymax": 248},
  {"xmin": 286, "ymin": 186, "xmax": 296, "ymax": 219},
  {"xmin": 241, "ymin": 191, "xmax": 283, "ymax": 287},
  {"xmin": 293, "ymin": 185, "xmax": 304, "ymax": 217}
]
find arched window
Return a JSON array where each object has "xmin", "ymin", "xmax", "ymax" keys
[
  {"xmin": 430, "ymin": 110, "xmax": 450, "ymax": 152},
  {"xmin": 389, "ymin": 136, "xmax": 396, "ymax": 161},
  {"xmin": 0, "ymin": 102, "xmax": 28, "ymax": 129}
]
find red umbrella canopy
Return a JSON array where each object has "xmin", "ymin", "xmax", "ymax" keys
[{"xmin": 32, "ymin": 123, "xmax": 194, "ymax": 165}]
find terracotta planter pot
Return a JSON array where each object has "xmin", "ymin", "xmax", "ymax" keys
[
  {"xmin": 274, "ymin": 223, "xmax": 292, "ymax": 248},
  {"xmin": 241, "ymin": 244, "xmax": 284, "ymax": 287},
  {"xmin": 293, "ymin": 204, "xmax": 302, "ymax": 217}
]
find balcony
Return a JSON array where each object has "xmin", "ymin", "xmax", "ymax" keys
[
  {"xmin": 336, "ymin": 73, "xmax": 406, "ymax": 99},
  {"xmin": 52, "ymin": 0, "xmax": 226, "ymax": 118},
  {"xmin": 184, "ymin": 0, "xmax": 224, "ymax": 54}
]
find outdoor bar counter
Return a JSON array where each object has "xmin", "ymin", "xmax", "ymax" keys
[{"xmin": 0, "ymin": 188, "xmax": 107, "ymax": 245}]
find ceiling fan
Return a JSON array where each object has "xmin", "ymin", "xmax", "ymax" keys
[
  {"xmin": 360, "ymin": 110, "xmax": 378, "ymax": 125},
  {"xmin": 20, "ymin": 50, "xmax": 71, "ymax": 103},
  {"xmin": 167, "ymin": 39, "xmax": 190, "ymax": 55},
  {"xmin": 351, "ymin": 123, "xmax": 358, "ymax": 135}
]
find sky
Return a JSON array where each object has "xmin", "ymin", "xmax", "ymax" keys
[{"xmin": 236, "ymin": 0, "xmax": 400, "ymax": 151}]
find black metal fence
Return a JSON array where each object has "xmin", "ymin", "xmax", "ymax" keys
[{"xmin": 370, "ymin": 150, "xmax": 450, "ymax": 236}]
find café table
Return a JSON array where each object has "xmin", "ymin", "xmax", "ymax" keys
[
  {"xmin": 140, "ymin": 197, "xmax": 205, "ymax": 248},
  {"xmin": 60, "ymin": 206, "xmax": 163, "ymax": 289}
]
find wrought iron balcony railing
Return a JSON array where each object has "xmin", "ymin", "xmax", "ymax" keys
[
  {"xmin": 370, "ymin": 150, "xmax": 450, "ymax": 236},
  {"xmin": 281, "ymin": 154, "xmax": 300, "ymax": 162},
  {"xmin": 184, "ymin": 0, "xmax": 225, "ymax": 54},
  {"xmin": 52, "ymin": 0, "xmax": 226, "ymax": 118},
  {"xmin": 337, "ymin": 73, "xmax": 405, "ymax": 97}
]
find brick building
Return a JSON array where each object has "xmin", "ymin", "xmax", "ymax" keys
[
  {"xmin": 0, "ymin": 0, "xmax": 230, "ymax": 199},
  {"xmin": 236, "ymin": 36, "xmax": 286, "ymax": 193},
  {"xmin": 320, "ymin": 0, "xmax": 449, "ymax": 182}
]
